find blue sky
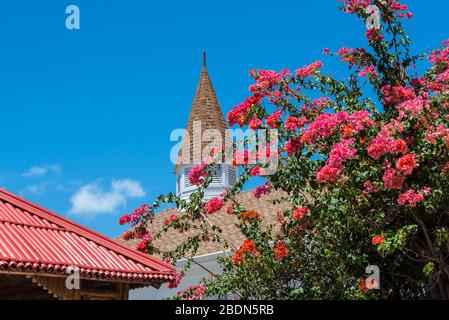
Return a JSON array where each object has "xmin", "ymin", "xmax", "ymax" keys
[{"xmin": 0, "ymin": 0, "xmax": 448, "ymax": 238}]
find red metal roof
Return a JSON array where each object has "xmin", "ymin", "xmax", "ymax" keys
[{"xmin": 0, "ymin": 189, "xmax": 175, "ymax": 285}]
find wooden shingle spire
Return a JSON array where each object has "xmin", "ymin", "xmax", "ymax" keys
[{"xmin": 175, "ymin": 53, "xmax": 229, "ymax": 171}]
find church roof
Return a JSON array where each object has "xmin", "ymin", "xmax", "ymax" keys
[
  {"xmin": 175, "ymin": 53, "xmax": 229, "ymax": 172},
  {"xmin": 117, "ymin": 189, "xmax": 290, "ymax": 258},
  {"xmin": 0, "ymin": 189, "xmax": 176, "ymax": 286}
]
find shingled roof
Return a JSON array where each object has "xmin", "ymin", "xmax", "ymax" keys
[
  {"xmin": 117, "ymin": 189, "xmax": 290, "ymax": 257},
  {"xmin": 175, "ymin": 53, "xmax": 229, "ymax": 172}
]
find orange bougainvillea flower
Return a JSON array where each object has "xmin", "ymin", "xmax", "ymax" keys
[
  {"xmin": 232, "ymin": 239, "xmax": 259, "ymax": 265},
  {"xmin": 371, "ymin": 234, "xmax": 385, "ymax": 246},
  {"xmin": 359, "ymin": 278, "xmax": 369, "ymax": 294},
  {"xmin": 241, "ymin": 210, "xmax": 261, "ymax": 221},
  {"xmin": 273, "ymin": 242, "xmax": 289, "ymax": 261}
]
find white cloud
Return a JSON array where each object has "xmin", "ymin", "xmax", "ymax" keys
[
  {"xmin": 20, "ymin": 183, "xmax": 49, "ymax": 196},
  {"xmin": 69, "ymin": 179, "xmax": 146, "ymax": 216},
  {"xmin": 22, "ymin": 164, "xmax": 61, "ymax": 178}
]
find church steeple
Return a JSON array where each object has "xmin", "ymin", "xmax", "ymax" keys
[
  {"xmin": 175, "ymin": 52, "xmax": 229, "ymax": 170},
  {"xmin": 175, "ymin": 53, "xmax": 237, "ymax": 200}
]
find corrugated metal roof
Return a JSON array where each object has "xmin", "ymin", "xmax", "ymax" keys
[{"xmin": 0, "ymin": 189, "xmax": 175, "ymax": 284}]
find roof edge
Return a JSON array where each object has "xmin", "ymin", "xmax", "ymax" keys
[{"xmin": 0, "ymin": 189, "xmax": 176, "ymax": 272}]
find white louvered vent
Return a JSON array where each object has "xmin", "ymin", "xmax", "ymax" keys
[
  {"xmin": 228, "ymin": 167, "xmax": 237, "ymax": 186},
  {"xmin": 211, "ymin": 168, "xmax": 222, "ymax": 184},
  {"xmin": 184, "ymin": 168, "xmax": 193, "ymax": 188}
]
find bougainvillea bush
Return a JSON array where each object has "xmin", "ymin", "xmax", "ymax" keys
[{"xmin": 121, "ymin": 0, "xmax": 449, "ymax": 299}]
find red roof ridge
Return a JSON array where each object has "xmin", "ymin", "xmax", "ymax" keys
[{"xmin": 0, "ymin": 189, "xmax": 175, "ymax": 272}]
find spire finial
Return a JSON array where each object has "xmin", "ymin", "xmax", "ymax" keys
[{"xmin": 202, "ymin": 51, "xmax": 206, "ymax": 67}]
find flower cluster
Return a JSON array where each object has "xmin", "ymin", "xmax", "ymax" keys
[
  {"xmin": 395, "ymin": 154, "xmax": 418, "ymax": 175},
  {"xmin": 273, "ymin": 242, "xmax": 289, "ymax": 261},
  {"xmin": 317, "ymin": 138, "xmax": 356, "ymax": 183},
  {"xmin": 362, "ymin": 180, "xmax": 379, "ymax": 195},
  {"xmin": 119, "ymin": 204, "xmax": 152, "ymax": 227},
  {"xmin": 163, "ymin": 214, "xmax": 177, "ymax": 225},
  {"xmin": 227, "ymin": 100, "xmax": 253, "ymax": 127},
  {"xmin": 249, "ymin": 165, "xmax": 262, "ymax": 177},
  {"xmin": 249, "ymin": 116, "xmax": 262, "ymax": 130},
  {"xmin": 203, "ymin": 197, "xmax": 225, "ymax": 214},
  {"xmin": 122, "ymin": 230, "xmax": 133, "ymax": 240},
  {"xmin": 177, "ymin": 284, "xmax": 207, "ymax": 300},
  {"xmin": 232, "ymin": 240, "xmax": 259, "ymax": 265},
  {"xmin": 336, "ymin": 47, "xmax": 367, "ymax": 69},
  {"xmin": 135, "ymin": 232, "xmax": 153, "ymax": 252},
  {"xmin": 249, "ymin": 69, "xmax": 290, "ymax": 92},
  {"xmin": 266, "ymin": 111, "xmax": 282, "ymax": 129},
  {"xmin": 284, "ymin": 137, "xmax": 302, "ymax": 156},
  {"xmin": 301, "ymin": 111, "xmax": 348, "ymax": 144},
  {"xmin": 295, "ymin": 61, "xmax": 323, "ymax": 79},
  {"xmin": 366, "ymin": 29, "xmax": 384, "ymax": 42},
  {"xmin": 371, "ymin": 235, "xmax": 385, "ymax": 246},
  {"xmin": 285, "ymin": 116, "xmax": 308, "ymax": 131},
  {"xmin": 381, "ymin": 85, "xmax": 416, "ymax": 106},
  {"xmin": 367, "ymin": 134, "xmax": 409, "ymax": 160},
  {"xmin": 119, "ymin": 214, "xmax": 131, "ymax": 225},
  {"xmin": 188, "ymin": 165, "xmax": 208, "ymax": 186},
  {"xmin": 397, "ymin": 188, "xmax": 431, "ymax": 207},
  {"xmin": 241, "ymin": 210, "xmax": 261, "ymax": 222},
  {"xmin": 292, "ymin": 207, "xmax": 308, "ymax": 220},
  {"xmin": 253, "ymin": 181, "xmax": 272, "ymax": 199},
  {"xmin": 359, "ymin": 66, "xmax": 378, "ymax": 78},
  {"xmin": 396, "ymin": 96, "xmax": 428, "ymax": 120},
  {"xmin": 341, "ymin": 0, "xmax": 372, "ymax": 14},
  {"xmin": 382, "ymin": 168, "xmax": 405, "ymax": 190}
]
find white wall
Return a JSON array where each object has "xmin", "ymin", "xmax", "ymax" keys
[{"xmin": 130, "ymin": 252, "xmax": 223, "ymax": 300}]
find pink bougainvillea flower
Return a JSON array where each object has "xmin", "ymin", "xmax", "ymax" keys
[
  {"xmin": 188, "ymin": 165, "xmax": 208, "ymax": 186},
  {"xmin": 253, "ymin": 181, "xmax": 272, "ymax": 199},
  {"xmin": 359, "ymin": 65, "xmax": 378, "ymax": 78},
  {"xmin": 118, "ymin": 214, "xmax": 131, "ymax": 225},
  {"xmin": 285, "ymin": 116, "xmax": 307, "ymax": 131},
  {"xmin": 295, "ymin": 61, "xmax": 323, "ymax": 79},
  {"xmin": 367, "ymin": 134, "xmax": 392, "ymax": 160},
  {"xmin": 397, "ymin": 188, "xmax": 430, "ymax": 207},
  {"xmin": 396, "ymin": 154, "xmax": 418, "ymax": 175},
  {"xmin": 381, "ymin": 85, "xmax": 416, "ymax": 106},
  {"xmin": 249, "ymin": 116, "xmax": 262, "ymax": 130},
  {"xmin": 389, "ymin": 138, "xmax": 409, "ymax": 155},
  {"xmin": 249, "ymin": 165, "xmax": 262, "ymax": 177},
  {"xmin": 265, "ymin": 110, "xmax": 282, "ymax": 129},
  {"xmin": 163, "ymin": 214, "xmax": 177, "ymax": 225},
  {"xmin": 316, "ymin": 165, "xmax": 341, "ymax": 183},
  {"xmin": 177, "ymin": 284, "xmax": 207, "ymax": 300},
  {"xmin": 293, "ymin": 207, "xmax": 309, "ymax": 220},
  {"xmin": 366, "ymin": 29, "xmax": 384, "ymax": 41},
  {"xmin": 203, "ymin": 197, "xmax": 225, "ymax": 214},
  {"xmin": 135, "ymin": 232, "xmax": 153, "ymax": 252},
  {"xmin": 284, "ymin": 137, "xmax": 302, "ymax": 156},
  {"xmin": 383, "ymin": 168, "xmax": 405, "ymax": 190}
]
